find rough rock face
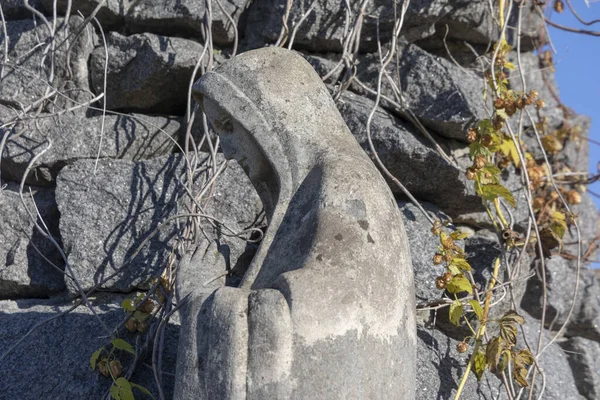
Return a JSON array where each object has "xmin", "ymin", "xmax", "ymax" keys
[
  {"xmin": 90, "ymin": 32, "xmax": 204, "ymax": 114},
  {"xmin": 1, "ymin": 112, "xmax": 181, "ymax": 186},
  {"xmin": 0, "ymin": 185, "xmax": 64, "ymax": 298},
  {"xmin": 0, "ymin": 16, "xmax": 96, "ymax": 107},
  {"xmin": 55, "ymin": 154, "xmax": 261, "ymax": 295},
  {"xmin": 1, "ymin": 1, "xmax": 598, "ymax": 400}
]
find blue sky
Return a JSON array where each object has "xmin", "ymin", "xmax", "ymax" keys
[{"xmin": 546, "ymin": 2, "xmax": 600, "ymax": 208}]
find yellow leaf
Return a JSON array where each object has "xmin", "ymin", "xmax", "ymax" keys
[
  {"xmin": 450, "ymin": 230, "xmax": 470, "ymax": 240},
  {"xmin": 449, "ymin": 300, "xmax": 463, "ymax": 326},
  {"xmin": 499, "ymin": 137, "xmax": 521, "ymax": 166}
]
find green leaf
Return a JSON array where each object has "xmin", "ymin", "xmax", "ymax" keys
[
  {"xmin": 469, "ymin": 300, "xmax": 483, "ymax": 320},
  {"xmin": 495, "ymin": 108, "xmax": 509, "ymax": 120},
  {"xmin": 111, "ymin": 339, "xmax": 136, "ymax": 355},
  {"xmin": 473, "ymin": 351, "xmax": 487, "ymax": 381},
  {"xmin": 448, "ymin": 264, "xmax": 461, "ymax": 276},
  {"xmin": 133, "ymin": 310, "xmax": 149, "ymax": 322},
  {"xmin": 446, "ymin": 275, "xmax": 473, "ymax": 294},
  {"xmin": 90, "ymin": 348, "xmax": 103, "ymax": 370},
  {"xmin": 116, "ymin": 378, "xmax": 135, "ymax": 400},
  {"xmin": 470, "ymin": 142, "xmax": 492, "ymax": 158},
  {"xmin": 130, "ymin": 382, "xmax": 155, "ymax": 399},
  {"xmin": 478, "ymin": 184, "xmax": 516, "ymax": 207},
  {"xmin": 450, "ymin": 230, "xmax": 470, "ymax": 240},
  {"xmin": 449, "ymin": 300, "xmax": 463, "ymax": 326},
  {"xmin": 121, "ymin": 299, "xmax": 136, "ymax": 312},
  {"xmin": 110, "ymin": 385, "xmax": 121, "ymax": 400},
  {"xmin": 449, "ymin": 257, "xmax": 472, "ymax": 272}
]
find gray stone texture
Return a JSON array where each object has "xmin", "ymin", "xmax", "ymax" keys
[
  {"xmin": 355, "ymin": 42, "xmax": 487, "ymax": 141},
  {"xmin": 562, "ymin": 336, "xmax": 600, "ymax": 400},
  {"xmin": 1, "ymin": 111, "xmax": 181, "ymax": 186},
  {"xmin": 55, "ymin": 154, "xmax": 261, "ymax": 295},
  {"xmin": 89, "ymin": 32, "xmax": 204, "ymax": 114},
  {"xmin": 0, "ymin": 16, "xmax": 96, "ymax": 108},
  {"xmin": 0, "ymin": 295, "xmax": 180, "ymax": 399},
  {"xmin": 43, "ymin": 0, "xmax": 247, "ymax": 44},
  {"xmin": 338, "ymin": 91, "xmax": 482, "ymax": 215},
  {"xmin": 522, "ymin": 256, "xmax": 600, "ymax": 342},
  {"xmin": 0, "ymin": 184, "xmax": 64, "ymax": 298},
  {"xmin": 1, "ymin": 0, "xmax": 45, "ymax": 20}
]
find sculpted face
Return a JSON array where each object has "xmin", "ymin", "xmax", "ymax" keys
[{"xmin": 200, "ymin": 97, "xmax": 279, "ymax": 216}]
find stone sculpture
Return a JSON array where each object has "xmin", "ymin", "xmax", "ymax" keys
[{"xmin": 174, "ymin": 47, "xmax": 416, "ymax": 399}]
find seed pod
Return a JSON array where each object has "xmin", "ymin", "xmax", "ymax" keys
[
  {"xmin": 567, "ymin": 190, "xmax": 582, "ymax": 205},
  {"xmin": 474, "ymin": 155, "xmax": 486, "ymax": 169},
  {"xmin": 442, "ymin": 237, "xmax": 454, "ymax": 250},
  {"xmin": 554, "ymin": 0, "xmax": 564, "ymax": 13},
  {"xmin": 516, "ymin": 97, "xmax": 525, "ymax": 110},
  {"xmin": 457, "ymin": 341, "xmax": 468, "ymax": 353},
  {"xmin": 481, "ymin": 135, "xmax": 493, "ymax": 147},
  {"xmin": 492, "ymin": 116, "xmax": 504, "ymax": 130},
  {"xmin": 532, "ymin": 197, "xmax": 545, "ymax": 210},
  {"xmin": 535, "ymin": 99, "xmax": 545, "ymax": 109},
  {"xmin": 139, "ymin": 299, "xmax": 156, "ymax": 314},
  {"xmin": 98, "ymin": 360, "xmax": 110, "ymax": 377},
  {"xmin": 465, "ymin": 168, "xmax": 477, "ymax": 180},
  {"xmin": 505, "ymin": 102, "xmax": 517, "ymax": 116},
  {"xmin": 493, "ymin": 98, "xmax": 506, "ymax": 109},
  {"xmin": 466, "ymin": 128, "xmax": 478, "ymax": 143},
  {"xmin": 435, "ymin": 277, "xmax": 446, "ymax": 290},
  {"xmin": 125, "ymin": 319, "xmax": 138, "ymax": 332},
  {"xmin": 444, "ymin": 252, "xmax": 454, "ymax": 263},
  {"xmin": 442, "ymin": 272, "xmax": 453, "ymax": 284},
  {"xmin": 433, "ymin": 253, "xmax": 444, "ymax": 265},
  {"xmin": 109, "ymin": 360, "xmax": 123, "ymax": 378}
]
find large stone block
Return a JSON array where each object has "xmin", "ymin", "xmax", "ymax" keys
[
  {"xmin": 1, "ymin": 111, "xmax": 181, "ymax": 186},
  {"xmin": 0, "ymin": 295, "xmax": 180, "ymax": 399},
  {"xmin": 55, "ymin": 154, "xmax": 261, "ymax": 295},
  {"xmin": 89, "ymin": 32, "xmax": 204, "ymax": 114},
  {"xmin": 0, "ymin": 184, "xmax": 64, "ymax": 298},
  {"xmin": 0, "ymin": 16, "xmax": 96, "ymax": 108}
]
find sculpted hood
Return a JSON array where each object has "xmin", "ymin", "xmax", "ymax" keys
[{"xmin": 192, "ymin": 47, "xmax": 359, "ymax": 216}]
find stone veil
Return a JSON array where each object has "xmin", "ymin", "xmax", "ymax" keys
[{"xmin": 174, "ymin": 47, "xmax": 417, "ymax": 400}]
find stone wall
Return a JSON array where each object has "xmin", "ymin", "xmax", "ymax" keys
[{"xmin": 1, "ymin": 1, "xmax": 598, "ymax": 399}]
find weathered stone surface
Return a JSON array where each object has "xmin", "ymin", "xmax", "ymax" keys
[
  {"xmin": 399, "ymin": 200, "xmax": 530, "ymax": 333},
  {"xmin": 520, "ymin": 311, "xmax": 584, "ymax": 399},
  {"xmin": 0, "ymin": 16, "xmax": 96, "ymax": 108},
  {"xmin": 522, "ymin": 255, "xmax": 600, "ymax": 342},
  {"xmin": 338, "ymin": 91, "xmax": 483, "ymax": 215},
  {"xmin": 244, "ymin": 0, "xmax": 514, "ymax": 53},
  {"xmin": 416, "ymin": 326, "xmax": 505, "ymax": 400},
  {"xmin": 90, "ymin": 32, "xmax": 203, "ymax": 114},
  {"xmin": 398, "ymin": 201, "xmax": 451, "ymax": 306},
  {"xmin": 1, "ymin": 112, "xmax": 181, "ymax": 186},
  {"xmin": 0, "ymin": 184, "xmax": 64, "ymax": 298},
  {"xmin": 562, "ymin": 336, "xmax": 600, "ymax": 400},
  {"xmin": 1, "ymin": 0, "xmax": 45, "ymax": 19},
  {"xmin": 355, "ymin": 42, "xmax": 487, "ymax": 140},
  {"xmin": 44, "ymin": 0, "xmax": 246, "ymax": 44},
  {"xmin": 41, "ymin": 0, "xmax": 125, "ymax": 28},
  {"xmin": 0, "ymin": 295, "xmax": 179, "ymax": 399},
  {"xmin": 179, "ymin": 47, "xmax": 417, "ymax": 399},
  {"xmin": 126, "ymin": 0, "xmax": 248, "ymax": 45},
  {"xmin": 417, "ymin": 311, "xmax": 584, "ymax": 400},
  {"xmin": 56, "ymin": 154, "xmax": 261, "ymax": 295}
]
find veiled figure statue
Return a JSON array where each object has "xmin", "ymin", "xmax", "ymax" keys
[{"xmin": 174, "ymin": 47, "xmax": 416, "ymax": 400}]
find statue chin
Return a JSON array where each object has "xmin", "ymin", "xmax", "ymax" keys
[{"xmin": 175, "ymin": 47, "xmax": 417, "ymax": 400}]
